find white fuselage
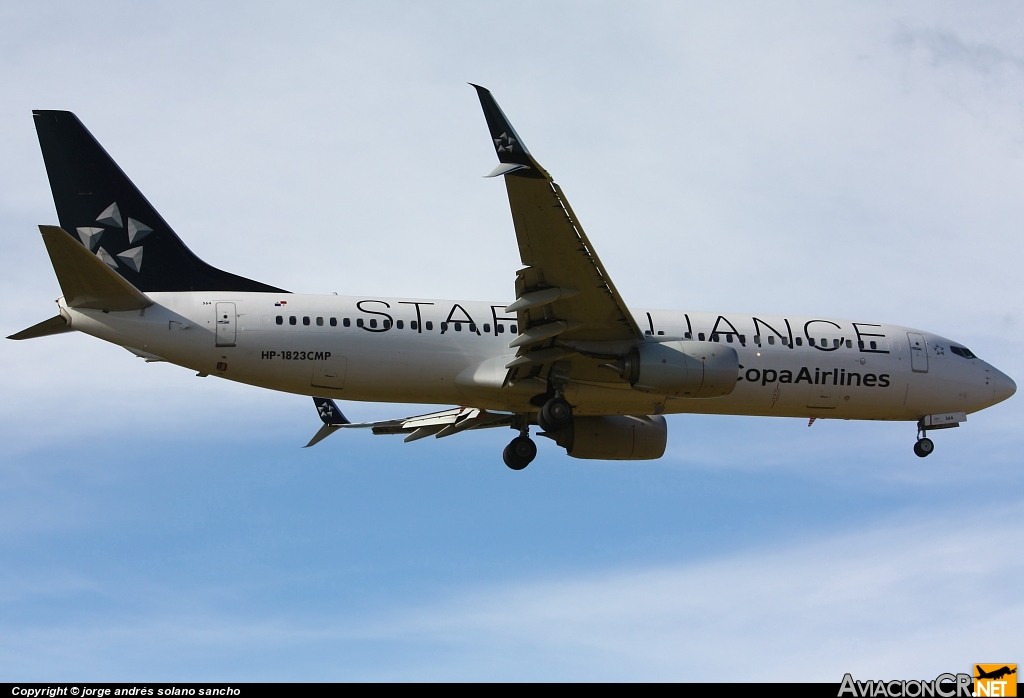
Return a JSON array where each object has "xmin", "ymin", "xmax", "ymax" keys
[{"xmin": 60, "ymin": 291, "xmax": 1011, "ymax": 422}]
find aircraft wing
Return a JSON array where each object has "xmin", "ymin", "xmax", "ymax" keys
[
  {"xmin": 471, "ymin": 86, "xmax": 643, "ymax": 382},
  {"xmin": 304, "ymin": 397, "xmax": 514, "ymax": 447}
]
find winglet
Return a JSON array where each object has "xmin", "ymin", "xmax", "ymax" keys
[
  {"xmin": 303, "ymin": 397, "xmax": 350, "ymax": 448},
  {"xmin": 470, "ymin": 84, "xmax": 549, "ymax": 179}
]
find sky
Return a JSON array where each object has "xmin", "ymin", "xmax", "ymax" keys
[{"xmin": 1, "ymin": 0, "xmax": 1022, "ymax": 682}]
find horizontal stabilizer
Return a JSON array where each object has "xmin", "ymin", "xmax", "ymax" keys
[
  {"xmin": 302, "ymin": 399, "xmax": 514, "ymax": 448},
  {"xmin": 39, "ymin": 225, "xmax": 152, "ymax": 311},
  {"xmin": 303, "ymin": 397, "xmax": 351, "ymax": 448},
  {"xmin": 7, "ymin": 314, "xmax": 73, "ymax": 340}
]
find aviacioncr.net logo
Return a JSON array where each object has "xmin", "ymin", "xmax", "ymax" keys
[{"xmin": 839, "ymin": 673, "xmax": 973, "ymax": 698}]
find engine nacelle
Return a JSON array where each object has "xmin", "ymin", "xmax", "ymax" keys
[
  {"xmin": 613, "ymin": 341, "xmax": 738, "ymax": 398},
  {"xmin": 548, "ymin": 415, "xmax": 667, "ymax": 460}
]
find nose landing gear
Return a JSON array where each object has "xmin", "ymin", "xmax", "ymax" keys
[
  {"xmin": 914, "ymin": 420, "xmax": 935, "ymax": 458},
  {"xmin": 913, "ymin": 437, "xmax": 934, "ymax": 458}
]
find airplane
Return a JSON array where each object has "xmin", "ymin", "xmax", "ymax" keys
[
  {"xmin": 975, "ymin": 666, "xmax": 1017, "ymax": 681},
  {"xmin": 9, "ymin": 85, "xmax": 1016, "ymax": 469}
]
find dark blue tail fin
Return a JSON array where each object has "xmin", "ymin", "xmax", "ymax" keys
[{"xmin": 33, "ymin": 110, "xmax": 286, "ymax": 293}]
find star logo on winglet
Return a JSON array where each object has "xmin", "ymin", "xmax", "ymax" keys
[{"xmin": 494, "ymin": 132, "xmax": 516, "ymax": 153}]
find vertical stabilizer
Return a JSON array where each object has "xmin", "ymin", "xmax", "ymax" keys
[{"xmin": 33, "ymin": 110, "xmax": 286, "ymax": 293}]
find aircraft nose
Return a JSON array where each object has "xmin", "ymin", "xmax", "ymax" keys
[{"xmin": 991, "ymin": 368, "xmax": 1016, "ymax": 404}]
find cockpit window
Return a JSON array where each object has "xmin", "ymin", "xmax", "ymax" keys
[{"xmin": 950, "ymin": 345, "xmax": 977, "ymax": 359}]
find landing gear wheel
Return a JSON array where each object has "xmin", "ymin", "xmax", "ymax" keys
[
  {"xmin": 503, "ymin": 435, "xmax": 537, "ymax": 470},
  {"xmin": 913, "ymin": 437, "xmax": 934, "ymax": 458},
  {"xmin": 538, "ymin": 397, "xmax": 573, "ymax": 432}
]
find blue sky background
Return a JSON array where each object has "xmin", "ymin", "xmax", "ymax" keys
[{"xmin": 1, "ymin": 1, "xmax": 1022, "ymax": 681}]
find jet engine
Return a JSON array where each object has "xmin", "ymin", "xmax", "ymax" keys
[
  {"xmin": 607, "ymin": 341, "xmax": 739, "ymax": 398},
  {"xmin": 546, "ymin": 415, "xmax": 667, "ymax": 460}
]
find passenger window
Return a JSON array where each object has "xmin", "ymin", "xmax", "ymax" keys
[
  {"xmin": 795, "ymin": 337, "xmax": 802, "ymax": 346},
  {"xmin": 441, "ymin": 322, "xmax": 448, "ymax": 332},
  {"xmin": 698, "ymin": 333, "xmax": 705, "ymax": 341},
  {"xmin": 410, "ymin": 321, "xmax": 418, "ymax": 330},
  {"xmin": 726, "ymin": 334, "xmax": 733, "ymax": 343},
  {"xmin": 426, "ymin": 321, "xmax": 433, "ymax": 331},
  {"xmin": 469, "ymin": 323, "xmax": 477, "ymax": 333},
  {"xmin": 301, "ymin": 316, "xmax": 309, "ymax": 326},
  {"xmin": 808, "ymin": 338, "xmax": 815, "ymax": 346},
  {"xmin": 711, "ymin": 333, "xmax": 719, "ymax": 342},
  {"xmin": 833, "ymin": 339, "xmax": 840, "ymax": 348},
  {"xmin": 845, "ymin": 339, "xmax": 852, "ymax": 348},
  {"xmin": 383, "ymin": 319, "xmax": 391, "ymax": 329},
  {"xmin": 396, "ymin": 320, "xmax": 404, "ymax": 329},
  {"xmin": 657, "ymin": 330, "xmax": 664, "ymax": 336},
  {"xmin": 483, "ymin": 323, "xmax": 491, "ymax": 333},
  {"xmin": 858, "ymin": 340, "xmax": 864, "ymax": 349},
  {"xmin": 754, "ymin": 334, "xmax": 761, "ymax": 345},
  {"xmin": 356, "ymin": 318, "xmax": 364, "ymax": 328},
  {"xmin": 739, "ymin": 334, "xmax": 745, "ymax": 344},
  {"xmin": 645, "ymin": 330, "xmax": 652, "ymax": 336},
  {"xmin": 511, "ymin": 324, "xmax": 518, "ymax": 333},
  {"xmin": 330, "ymin": 317, "xmax": 337, "ymax": 327},
  {"xmin": 289, "ymin": 316, "xmax": 297, "ymax": 325},
  {"xmin": 870, "ymin": 341, "xmax": 877, "ymax": 350},
  {"xmin": 684, "ymin": 332, "xmax": 692, "ymax": 339},
  {"xmin": 454, "ymin": 322, "xmax": 462, "ymax": 332},
  {"xmin": 343, "ymin": 318, "xmax": 351, "ymax": 327},
  {"xmin": 316, "ymin": 317, "xmax": 323, "ymax": 326},
  {"xmin": 276, "ymin": 316, "xmax": 283, "ymax": 325},
  {"xmin": 370, "ymin": 319, "xmax": 378, "ymax": 328},
  {"xmin": 497, "ymin": 324, "xmax": 505, "ymax": 334},
  {"xmin": 768, "ymin": 336, "xmax": 775, "ymax": 345}
]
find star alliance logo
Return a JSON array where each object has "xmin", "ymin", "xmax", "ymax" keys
[
  {"xmin": 75, "ymin": 202, "xmax": 153, "ymax": 274},
  {"xmin": 494, "ymin": 132, "xmax": 516, "ymax": 154},
  {"xmin": 318, "ymin": 403, "xmax": 334, "ymax": 419}
]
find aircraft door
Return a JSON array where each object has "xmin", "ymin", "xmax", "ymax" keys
[
  {"xmin": 215, "ymin": 302, "xmax": 236, "ymax": 347},
  {"xmin": 908, "ymin": 332, "xmax": 928, "ymax": 373}
]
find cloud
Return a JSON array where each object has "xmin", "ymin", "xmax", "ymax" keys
[
  {"xmin": 359, "ymin": 509, "xmax": 1024, "ymax": 680},
  {"xmin": 2, "ymin": 508, "xmax": 1019, "ymax": 681},
  {"xmin": 894, "ymin": 22, "xmax": 1024, "ymax": 74}
]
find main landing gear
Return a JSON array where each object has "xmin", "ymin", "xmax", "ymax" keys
[
  {"xmin": 503, "ymin": 434, "xmax": 537, "ymax": 470},
  {"xmin": 503, "ymin": 396, "xmax": 573, "ymax": 470},
  {"xmin": 538, "ymin": 396, "xmax": 573, "ymax": 432}
]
